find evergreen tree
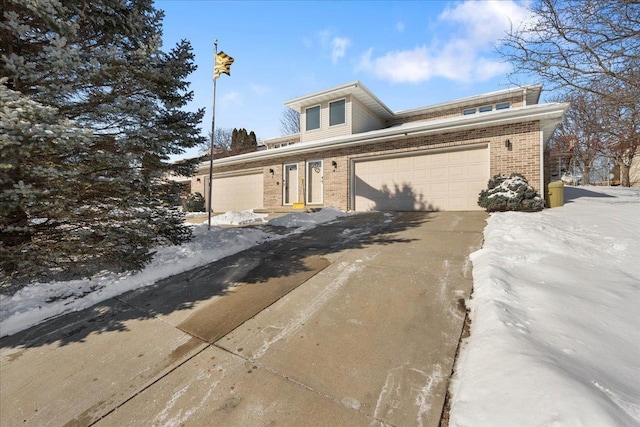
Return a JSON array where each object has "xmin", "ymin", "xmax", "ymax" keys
[
  {"xmin": 230, "ymin": 128, "xmax": 258, "ymax": 155},
  {"xmin": 0, "ymin": 0, "xmax": 206, "ymax": 289}
]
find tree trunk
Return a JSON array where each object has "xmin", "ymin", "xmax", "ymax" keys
[
  {"xmin": 583, "ymin": 166, "xmax": 591, "ymax": 185},
  {"xmin": 620, "ymin": 162, "xmax": 631, "ymax": 187}
]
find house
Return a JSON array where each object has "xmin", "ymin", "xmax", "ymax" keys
[{"xmin": 192, "ymin": 81, "xmax": 568, "ymax": 212}]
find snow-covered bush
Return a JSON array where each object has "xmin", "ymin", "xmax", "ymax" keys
[
  {"xmin": 184, "ymin": 192, "xmax": 205, "ymax": 212},
  {"xmin": 478, "ymin": 174, "xmax": 544, "ymax": 212}
]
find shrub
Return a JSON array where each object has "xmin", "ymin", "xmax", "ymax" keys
[
  {"xmin": 478, "ymin": 173, "xmax": 544, "ymax": 212},
  {"xmin": 184, "ymin": 192, "xmax": 205, "ymax": 212}
]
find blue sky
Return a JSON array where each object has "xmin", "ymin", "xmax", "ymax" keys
[{"xmin": 157, "ymin": 0, "xmax": 534, "ymax": 160}]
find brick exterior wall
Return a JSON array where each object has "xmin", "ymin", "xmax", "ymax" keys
[
  {"xmin": 387, "ymin": 95, "xmax": 525, "ymax": 127},
  {"xmin": 194, "ymin": 121, "xmax": 542, "ymax": 211}
]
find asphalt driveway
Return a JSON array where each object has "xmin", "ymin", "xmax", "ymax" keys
[{"xmin": 0, "ymin": 211, "xmax": 486, "ymax": 426}]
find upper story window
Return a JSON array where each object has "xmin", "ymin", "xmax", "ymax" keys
[
  {"xmin": 306, "ymin": 105, "xmax": 320, "ymax": 131},
  {"xmin": 463, "ymin": 102, "xmax": 511, "ymax": 115},
  {"xmin": 329, "ymin": 99, "xmax": 346, "ymax": 126}
]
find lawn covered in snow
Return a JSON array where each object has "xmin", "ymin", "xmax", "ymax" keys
[
  {"xmin": 449, "ymin": 186, "xmax": 640, "ymax": 426},
  {"xmin": 0, "ymin": 208, "xmax": 345, "ymax": 338}
]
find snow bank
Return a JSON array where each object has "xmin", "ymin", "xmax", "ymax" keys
[
  {"xmin": 209, "ymin": 209, "xmax": 267, "ymax": 225},
  {"xmin": 449, "ymin": 186, "xmax": 640, "ymax": 426},
  {"xmin": 0, "ymin": 207, "xmax": 344, "ymax": 338},
  {"xmin": 268, "ymin": 207, "xmax": 346, "ymax": 230}
]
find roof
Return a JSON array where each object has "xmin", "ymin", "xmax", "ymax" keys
[
  {"xmin": 199, "ymin": 101, "xmax": 569, "ymax": 169},
  {"xmin": 394, "ymin": 85, "xmax": 543, "ymax": 119},
  {"xmin": 284, "ymin": 81, "xmax": 394, "ymax": 120},
  {"xmin": 284, "ymin": 81, "xmax": 543, "ymax": 123}
]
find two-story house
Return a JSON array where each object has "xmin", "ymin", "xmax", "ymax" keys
[{"xmin": 192, "ymin": 81, "xmax": 568, "ymax": 212}]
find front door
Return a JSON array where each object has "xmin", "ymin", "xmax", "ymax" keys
[
  {"xmin": 306, "ymin": 159, "xmax": 323, "ymax": 205},
  {"xmin": 283, "ymin": 163, "xmax": 298, "ymax": 205}
]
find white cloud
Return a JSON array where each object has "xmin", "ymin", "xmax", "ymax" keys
[
  {"xmin": 331, "ymin": 36, "xmax": 351, "ymax": 64},
  {"xmin": 219, "ymin": 91, "xmax": 242, "ymax": 107},
  {"xmin": 250, "ymin": 84, "xmax": 271, "ymax": 96},
  {"xmin": 357, "ymin": 0, "xmax": 529, "ymax": 84}
]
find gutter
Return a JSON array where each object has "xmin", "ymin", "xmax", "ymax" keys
[{"xmin": 199, "ymin": 103, "xmax": 569, "ymax": 169}]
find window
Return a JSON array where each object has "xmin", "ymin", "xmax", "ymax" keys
[
  {"xmin": 479, "ymin": 105, "xmax": 493, "ymax": 113},
  {"xmin": 305, "ymin": 106, "xmax": 320, "ymax": 131},
  {"xmin": 329, "ymin": 99, "xmax": 346, "ymax": 126},
  {"xmin": 496, "ymin": 102, "xmax": 510, "ymax": 110},
  {"xmin": 463, "ymin": 108, "xmax": 476, "ymax": 115}
]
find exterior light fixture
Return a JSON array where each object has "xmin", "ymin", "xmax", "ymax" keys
[
  {"xmin": 505, "ymin": 139, "xmax": 512, "ymax": 150},
  {"xmin": 196, "ymin": 177, "xmax": 201, "ymax": 182},
  {"xmin": 269, "ymin": 168, "xmax": 275, "ymax": 175},
  {"xmin": 331, "ymin": 160, "xmax": 338, "ymax": 169}
]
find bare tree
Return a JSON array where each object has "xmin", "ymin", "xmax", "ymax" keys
[
  {"xmin": 200, "ymin": 127, "xmax": 233, "ymax": 157},
  {"xmin": 500, "ymin": 0, "xmax": 640, "ymax": 186},
  {"xmin": 550, "ymin": 91, "xmax": 607, "ymax": 185},
  {"xmin": 599, "ymin": 83, "xmax": 640, "ymax": 187},
  {"xmin": 500, "ymin": 0, "xmax": 640, "ymax": 100},
  {"xmin": 280, "ymin": 107, "xmax": 300, "ymax": 135}
]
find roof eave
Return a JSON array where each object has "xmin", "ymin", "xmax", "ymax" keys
[{"xmin": 199, "ymin": 103, "xmax": 569, "ymax": 169}]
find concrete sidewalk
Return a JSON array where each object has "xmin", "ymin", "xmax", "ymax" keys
[{"xmin": 0, "ymin": 211, "xmax": 486, "ymax": 426}]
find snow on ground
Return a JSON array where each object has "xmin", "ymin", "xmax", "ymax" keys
[
  {"xmin": 449, "ymin": 186, "xmax": 640, "ymax": 427},
  {"xmin": 0, "ymin": 207, "xmax": 345, "ymax": 338}
]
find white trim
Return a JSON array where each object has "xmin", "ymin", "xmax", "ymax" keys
[
  {"xmin": 305, "ymin": 159, "xmax": 324, "ymax": 205},
  {"xmin": 200, "ymin": 102, "xmax": 569, "ymax": 169},
  {"xmin": 283, "ymin": 162, "xmax": 299, "ymax": 205},
  {"xmin": 540, "ymin": 131, "xmax": 544, "ymax": 194},
  {"xmin": 304, "ymin": 104, "xmax": 321, "ymax": 132},
  {"xmin": 329, "ymin": 98, "xmax": 347, "ymax": 127},
  {"xmin": 207, "ymin": 167, "xmax": 263, "ymax": 179}
]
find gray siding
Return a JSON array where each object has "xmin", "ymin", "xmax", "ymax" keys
[{"xmin": 352, "ymin": 97, "xmax": 385, "ymax": 134}]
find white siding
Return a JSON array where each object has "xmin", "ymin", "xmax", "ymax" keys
[
  {"xmin": 300, "ymin": 96, "xmax": 353, "ymax": 142},
  {"xmin": 352, "ymin": 97, "xmax": 385, "ymax": 134}
]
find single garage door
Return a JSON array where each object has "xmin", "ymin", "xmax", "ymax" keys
[
  {"xmin": 209, "ymin": 170, "xmax": 263, "ymax": 212},
  {"xmin": 354, "ymin": 145, "xmax": 488, "ymax": 211}
]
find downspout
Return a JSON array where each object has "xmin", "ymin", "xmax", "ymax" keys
[{"xmin": 540, "ymin": 128, "xmax": 545, "ymax": 193}]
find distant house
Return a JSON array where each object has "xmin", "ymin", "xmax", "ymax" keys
[
  {"xmin": 192, "ymin": 81, "xmax": 568, "ymax": 212},
  {"xmin": 630, "ymin": 151, "xmax": 640, "ymax": 187}
]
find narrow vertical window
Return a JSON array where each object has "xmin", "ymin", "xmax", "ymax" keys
[
  {"xmin": 305, "ymin": 106, "xmax": 320, "ymax": 131},
  {"xmin": 329, "ymin": 99, "xmax": 346, "ymax": 126}
]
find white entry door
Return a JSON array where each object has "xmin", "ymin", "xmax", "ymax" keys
[
  {"xmin": 283, "ymin": 163, "xmax": 299, "ymax": 205},
  {"xmin": 306, "ymin": 159, "xmax": 323, "ymax": 205}
]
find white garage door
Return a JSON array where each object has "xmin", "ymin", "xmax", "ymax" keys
[
  {"xmin": 354, "ymin": 145, "xmax": 488, "ymax": 211},
  {"xmin": 209, "ymin": 171, "xmax": 263, "ymax": 212}
]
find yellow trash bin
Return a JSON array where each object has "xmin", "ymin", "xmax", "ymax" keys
[{"xmin": 546, "ymin": 180, "xmax": 564, "ymax": 208}]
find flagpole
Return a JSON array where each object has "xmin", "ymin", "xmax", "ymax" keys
[{"xmin": 207, "ymin": 39, "xmax": 218, "ymax": 230}]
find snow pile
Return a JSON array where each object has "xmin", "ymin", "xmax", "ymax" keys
[
  {"xmin": 0, "ymin": 208, "xmax": 344, "ymax": 338},
  {"xmin": 450, "ymin": 186, "xmax": 640, "ymax": 426},
  {"xmin": 268, "ymin": 207, "xmax": 346, "ymax": 230},
  {"xmin": 209, "ymin": 209, "xmax": 268, "ymax": 225}
]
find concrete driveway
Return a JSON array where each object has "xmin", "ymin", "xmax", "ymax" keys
[{"xmin": 0, "ymin": 211, "xmax": 486, "ymax": 427}]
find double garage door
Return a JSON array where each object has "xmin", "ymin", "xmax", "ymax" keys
[
  {"xmin": 209, "ymin": 170, "xmax": 263, "ymax": 213},
  {"xmin": 354, "ymin": 145, "xmax": 488, "ymax": 212}
]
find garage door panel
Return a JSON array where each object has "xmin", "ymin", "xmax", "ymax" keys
[
  {"xmin": 211, "ymin": 173, "xmax": 263, "ymax": 212},
  {"xmin": 355, "ymin": 146, "xmax": 488, "ymax": 211}
]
